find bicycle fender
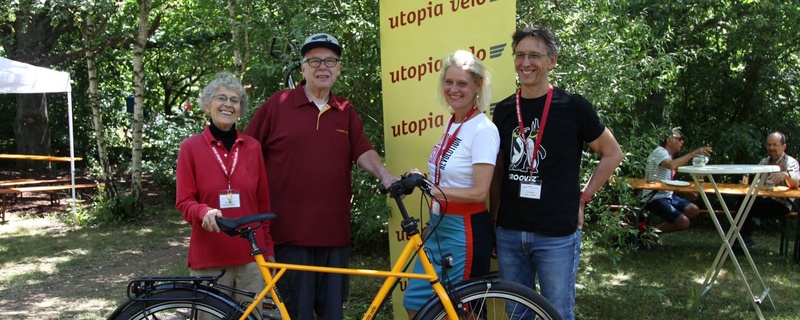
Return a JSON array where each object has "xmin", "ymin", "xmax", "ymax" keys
[{"xmin": 105, "ymin": 282, "xmax": 258, "ymax": 320}]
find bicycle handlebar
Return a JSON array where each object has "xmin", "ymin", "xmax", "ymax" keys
[{"xmin": 378, "ymin": 173, "xmax": 431, "ymax": 198}]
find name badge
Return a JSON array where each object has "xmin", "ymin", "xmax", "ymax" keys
[
  {"xmin": 431, "ymin": 201, "xmax": 441, "ymax": 215},
  {"xmin": 519, "ymin": 180, "xmax": 542, "ymax": 199},
  {"xmin": 219, "ymin": 190, "xmax": 241, "ymax": 209}
]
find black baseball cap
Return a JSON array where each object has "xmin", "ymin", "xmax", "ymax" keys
[{"xmin": 301, "ymin": 33, "xmax": 342, "ymax": 57}]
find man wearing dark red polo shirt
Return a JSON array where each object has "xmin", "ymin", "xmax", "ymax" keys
[{"xmin": 244, "ymin": 32, "xmax": 397, "ymax": 320}]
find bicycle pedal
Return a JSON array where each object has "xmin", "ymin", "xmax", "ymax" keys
[
  {"xmin": 262, "ymin": 308, "xmax": 281, "ymax": 320},
  {"xmin": 262, "ymin": 299, "xmax": 277, "ymax": 309},
  {"xmin": 262, "ymin": 299, "xmax": 281, "ymax": 320}
]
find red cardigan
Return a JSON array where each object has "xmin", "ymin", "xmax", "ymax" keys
[{"xmin": 175, "ymin": 127, "xmax": 274, "ymax": 269}]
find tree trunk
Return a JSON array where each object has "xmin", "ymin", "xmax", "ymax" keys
[
  {"xmin": 130, "ymin": 0, "xmax": 152, "ymax": 214},
  {"xmin": 13, "ymin": 94, "xmax": 51, "ymax": 171},
  {"xmin": 227, "ymin": 0, "xmax": 244, "ymax": 78},
  {"xmin": 5, "ymin": 2, "xmax": 78, "ymax": 171},
  {"xmin": 82, "ymin": 12, "xmax": 119, "ymax": 199}
]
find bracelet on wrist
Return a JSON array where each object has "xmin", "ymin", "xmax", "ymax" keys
[{"xmin": 580, "ymin": 192, "xmax": 591, "ymax": 203}]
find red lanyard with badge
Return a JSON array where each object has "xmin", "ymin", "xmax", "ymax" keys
[
  {"xmin": 433, "ymin": 106, "xmax": 478, "ymax": 185},
  {"xmin": 210, "ymin": 142, "xmax": 241, "ymax": 209},
  {"xmin": 430, "ymin": 106, "xmax": 477, "ymax": 214},
  {"xmin": 515, "ymin": 85, "xmax": 553, "ymax": 200}
]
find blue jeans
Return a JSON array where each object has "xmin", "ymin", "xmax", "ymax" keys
[
  {"xmin": 496, "ymin": 227, "xmax": 581, "ymax": 320},
  {"xmin": 644, "ymin": 195, "xmax": 692, "ymax": 223}
]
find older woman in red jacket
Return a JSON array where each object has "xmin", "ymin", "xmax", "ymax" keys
[{"xmin": 175, "ymin": 72, "xmax": 273, "ymax": 316}]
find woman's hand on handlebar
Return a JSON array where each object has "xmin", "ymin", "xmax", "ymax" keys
[{"xmin": 202, "ymin": 209, "xmax": 223, "ymax": 233}]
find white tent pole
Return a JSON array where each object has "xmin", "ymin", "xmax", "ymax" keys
[
  {"xmin": 1, "ymin": 57, "xmax": 77, "ymax": 213},
  {"xmin": 67, "ymin": 84, "xmax": 76, "ymax": 215}
]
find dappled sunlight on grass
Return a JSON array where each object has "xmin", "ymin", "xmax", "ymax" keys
[
  {"xmin": 0, "ymin": 211, "xmax": 190, "ymax": 318},
  {"xmin": 2, "ymin": 253, "xmax": 79, "ymax": 283},
  {"xmin": 0, "ymin": 213, "xmax": 71, "ymax": 237},
  {"xmin": 607, "ymin": 272, "xmax": 632, "ymax": 286},
  {"xmin": 576, "ymin": 227, "xmax": 800, "ymax": 319}
]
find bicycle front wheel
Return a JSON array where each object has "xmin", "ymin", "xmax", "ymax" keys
[
  {"xmin": 111, "ymin": 289, "xmax": 246, "ymax": 320},
  {"xmin": 416, "ymin": 280, "xmax": 563, "ymax": 320}
]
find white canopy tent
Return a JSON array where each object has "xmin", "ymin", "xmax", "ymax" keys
[{"xmin": 0, "ymin": 57, "xmax": 78, "ymax": 211}]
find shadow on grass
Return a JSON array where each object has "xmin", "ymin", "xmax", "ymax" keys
[
  {"xmin": 578, "ymin": 225, "xmax": 800, "ymax": 320},
  {"xmin": 2, "ymin": 210, "xmax": 799, "ymax": 319},
  {"xmin": 0, "ymin": 210, "xmax": 189, "ymax": 319}
]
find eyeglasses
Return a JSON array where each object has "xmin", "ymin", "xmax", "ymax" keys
[
  {"xmin": 213, "ymin": 95, "xmax": 240, "ymax": 105},
  {"xmin": 513, "ymin": 52, "xmax": 548, "ymax": 62},
  {"xmin": 303, "ymin": 57, "xmax": 340, "ymax": 68}
]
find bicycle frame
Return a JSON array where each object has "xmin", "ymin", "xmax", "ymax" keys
[
  {"xmin": 111, "ymin": 174, "xmax": 465, "ymax": 320},
  {"xmin": 238, "ymin": 176, "xmax": 460, "ymax": 320},
  {"xmin": 241, "ymin": 228, "xmax": 458, "ymax": 320}
]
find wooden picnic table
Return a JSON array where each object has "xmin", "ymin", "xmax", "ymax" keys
[
  {"xmin": 1, "ymin": 153, "xmax": 90, "ymax": 223},
  {"xmin": 629, "ymin": 178, "xmax": 800, "ymax": 198},
  {"xmin": 0, "ymin": 182, "xmax": 101, "ymax": 222},
  {"xmin": 0, "ymin": 179, "xmax": 69, "ymax": 187},
  {"xmin": 0, "ymin": 153, "xmax": 83, "ymax": 162}
]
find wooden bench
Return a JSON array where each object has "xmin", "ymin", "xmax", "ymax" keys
[
  {"xmin": 12, "ymin": 183, "xmax": 101, "ymax": 204},
  {"xmin": 0, "ymin": 183, "xmax": 102, "ymax": 222},
  {"xmin": 0, "ymin": 179, "xmax": 84, "ymax": 207},
  {"xmin": 0, "ymin": 178, "xmax": 35, "ymax": 187},
  {"xmin": 0, "ymin": 187, "xmax": 18, "ymax": 222},
  {"xmin": 0, "ymin": 179, "xmax": 71, "ymax": 188},
  {"xmin": 780, "ymin": 212, "xmax": 799, "ymax": 261}
]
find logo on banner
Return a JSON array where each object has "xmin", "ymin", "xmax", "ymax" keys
[
  {"xmin": 387, "ymin": 0, "xmax": 490, "ymax": 29},
  {"xmin": 389, "ymin": 46, "xmax": 506, "ymax": 84}
]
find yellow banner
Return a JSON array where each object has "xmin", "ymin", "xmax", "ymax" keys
[{"xmin": 379, "ymin": 0, "xmax": 516, "ymax": 317}]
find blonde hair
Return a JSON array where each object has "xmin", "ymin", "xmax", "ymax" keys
[{"xmin": 438, "ymin": 50, "xmax": 492, "ymax": 112}]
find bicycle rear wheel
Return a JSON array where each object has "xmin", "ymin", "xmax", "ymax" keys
[
  {"xmin": 416, "ymin": 280, "xmax": 563, "ymax": 320},
  {"xmin": 111, "ymin": 289, "xmax": 246, "ymax": 320}
]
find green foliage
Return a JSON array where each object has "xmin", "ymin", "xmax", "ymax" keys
[
  {"xmin": 141, "ymin": 109, "xmax": 208, "ymax": 193},
  {"xmin": 4, "ymin": 0, "xmax": 800, "ymax": 258},
  {"xmin": 519, "ymin": 0, "xmax": 800, "ymax": 256},
  {"xmin": 68, "ymin": 187, "xmax": 142, "ymax": 226},
  {"xmin": 350, "ymin": 167, "xmax": 392, "ymax": 254},
  {"xmin": 581, "ymin": 125, "xmax": 669, "ymax": 259}
]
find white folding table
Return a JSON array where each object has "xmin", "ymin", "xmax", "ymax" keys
[{"xmin": 677, "ymin": 164, "xmax": 779, "ymax": 320}]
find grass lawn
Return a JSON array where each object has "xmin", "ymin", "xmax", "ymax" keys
[
  {"xmin": 1, "ymin": 210, "xmax": 798, "ymax": 319},
  {"xmin": 578, "ymin": 224, "xmax": 800, "ymax": 320}
]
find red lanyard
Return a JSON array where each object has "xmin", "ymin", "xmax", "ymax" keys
[
  {"xmin": 433, "ymin": 107, "xmax": 478, "ymax": 185},
  {"xmin": 210, "ymin": 142, "xmax": 240, "ymax": 191},
  {"xmin": 771, "ymin": 153, "xmax": 787, "ymax": 168},
  {"xmin": 516, "ymin": 85, "xmax": 553, "ymax": 173}
]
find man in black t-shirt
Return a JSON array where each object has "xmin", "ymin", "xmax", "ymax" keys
[{"xmin": 489, "ymin": 27, "xmax": 623, "ymax": 320}]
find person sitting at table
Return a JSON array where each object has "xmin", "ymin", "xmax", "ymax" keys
[
  {"xmin": 642, "ymin": 128, "xmax": 713, "ymax": 232},
  {"xmin": 736, "ymin": 131, "xmax": 800, "ymax": 252}
]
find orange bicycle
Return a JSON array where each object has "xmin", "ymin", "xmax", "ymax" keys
[{"xmin": 107, "ymin": 173, "xmax": 562, "ymax": 320}]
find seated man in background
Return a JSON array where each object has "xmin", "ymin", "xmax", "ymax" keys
[
  {"xmin": 642, "ymin": 128, "xmax": 713, "ymax": 232},
  {"xmin": 737, "ymin": 131, "xmax": 800, "ymax": 251}
]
